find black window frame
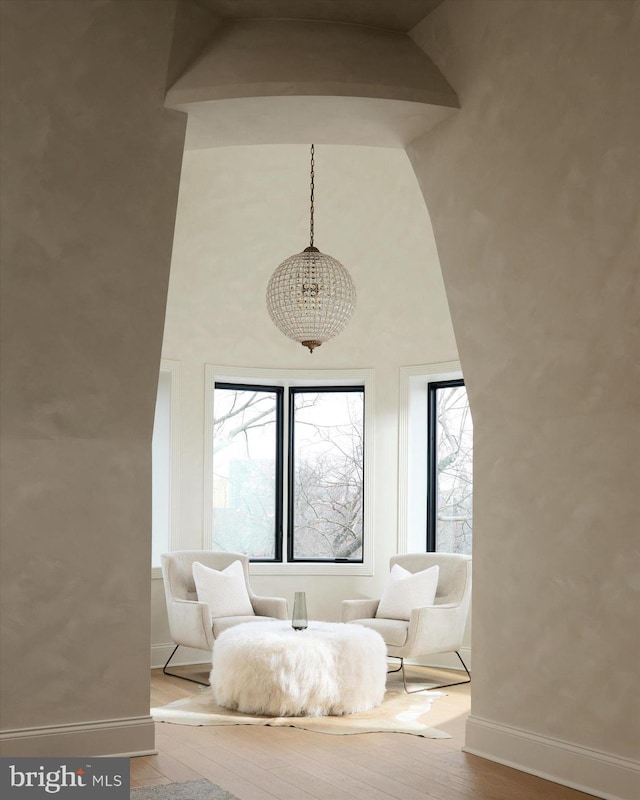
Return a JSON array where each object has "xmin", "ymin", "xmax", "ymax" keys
[
  {"xmin": 288, "ymin": 385, "xmax": 365, "ymax": 564},
  {"xmin": 213, "ymin": 382, "xmax": 365, "ymax": 564},
  {"xmin": 213, "ymin": 382, "xmax": 284, "ymax": 563},
  {"xmin": 426, "ymin": 377, "xmax": 467, "ymax": 553}
]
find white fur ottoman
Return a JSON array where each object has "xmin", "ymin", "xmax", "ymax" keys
[{"xmin": 211, "ymin": 620, "xmax": 387, "ymax": 716}]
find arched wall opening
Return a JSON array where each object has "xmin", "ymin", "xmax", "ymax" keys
[
  {"xmin": 152, "ymin": 141, "xmax": 465, "ymax": 653},
  {"xmin": 153, "ymin": 8, "xmax": 471, "ymax": 681}
]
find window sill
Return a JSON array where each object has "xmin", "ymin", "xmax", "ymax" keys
[
  {"xmin": 250, "ymin": 562, "xmax": 373, "ymax": 577},
  {"xmin": 152, "ymin": 562, "xmax": 373, "ymax": 579}
]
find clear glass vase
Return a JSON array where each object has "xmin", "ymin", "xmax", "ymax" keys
[{"xmin": 292, "ymin": 591, "xmax": 308, "ymax": 631}]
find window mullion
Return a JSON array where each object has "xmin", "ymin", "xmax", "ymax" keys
[
  {"xmin": 426, "ymin": 382, "xmax": 437, "ymax": 552},
  {"xmin": 274, "ymin": 386, "xmax": 284, "ymax": 563},
  {"xmin": 286, "ymin": 386, "xmax": 294, "ymax": 563}
]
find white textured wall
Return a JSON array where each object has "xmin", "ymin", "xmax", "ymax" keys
[
  {"xmin": 408, "ymin": 0, "xmax": 639, "ymax": 788},
  {"xmin": 155, "ymin": 144, "xmax": 460, "ymax": 650},
  {"xmin": 0, "ymin": 0, "xmax": 186, "ymax": 756}
]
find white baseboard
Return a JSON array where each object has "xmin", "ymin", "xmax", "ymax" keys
[
  {"xmin": 465, "ymin": 714, "xmax": 640, "ymax": 800},
  {"xmin": 151, "ymin": 642, "xmax": 211, "ymax": 670},
  {"xmin": 0, "ymin": 715, "xmax": 155, "ymax": 758}
]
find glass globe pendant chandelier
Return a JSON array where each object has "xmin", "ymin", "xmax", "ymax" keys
[{"xmin": 266, "ymin": 145, "xmax": 356, "ymax": 353}]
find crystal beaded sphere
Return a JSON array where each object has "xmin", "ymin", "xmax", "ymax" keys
[{"xmin": 266, "ymin": 246, "xmax": 356, "ymax": 352}]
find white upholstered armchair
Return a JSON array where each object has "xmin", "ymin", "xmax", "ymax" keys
[
  {"xmin": 342, "ymin": 553, "xmax": 471, "ymax": 691},
  {"xmin": 161, "ymin": 550, "xmax": 288, "ymax": 685}
]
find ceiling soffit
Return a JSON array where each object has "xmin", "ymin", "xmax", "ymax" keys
[{"xmin": 166, "ymin": 16, "xmax": 458, "ymax": 149}]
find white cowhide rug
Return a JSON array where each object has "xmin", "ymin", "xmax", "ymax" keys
[{"xmin": 152, "ymin": 687, "xmax": 450, "ymax": 738}]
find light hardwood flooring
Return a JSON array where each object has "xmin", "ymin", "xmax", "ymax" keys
[{"xmin": 133, "ymin": 665, "xmax": 596, "ymax": 799}]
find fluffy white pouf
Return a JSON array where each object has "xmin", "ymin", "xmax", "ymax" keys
[{"xmin": 211, "ymin": 620, "xmax": 387, "ymax": 716}]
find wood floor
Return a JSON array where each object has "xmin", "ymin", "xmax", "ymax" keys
[{"xmin": 133, "ymin": 665, "xmax": 596, "ymax": 799}]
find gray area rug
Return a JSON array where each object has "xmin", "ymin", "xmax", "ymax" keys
[{"xmin": 131, "ymin": 779, "xmax": 238, "ymax": 799}]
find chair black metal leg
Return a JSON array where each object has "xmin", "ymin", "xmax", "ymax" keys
[
  {"xmin": 393, "ymin": 652, "xmax": 471, "ymax": 693},
  {"xmin": 162, "ymin": 644, "xmax": 210, "ymax": 687}
]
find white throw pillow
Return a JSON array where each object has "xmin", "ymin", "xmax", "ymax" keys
[
  {"xmin": 375, "ymin": 563, "xmax": 439, "ymax": 621},
  {"xmin": 192, "ymin": 560, "xmax": 255, "ymax": 619}
]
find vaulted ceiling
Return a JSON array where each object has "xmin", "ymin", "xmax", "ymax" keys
[{"xmin": 196, "ymin": 0, "xmax": 444, "ymax": 32}]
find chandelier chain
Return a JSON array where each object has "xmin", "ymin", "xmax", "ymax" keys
[{"xmin": 309, "ymin": 143, "xmax": 315, "ymax": 247}]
